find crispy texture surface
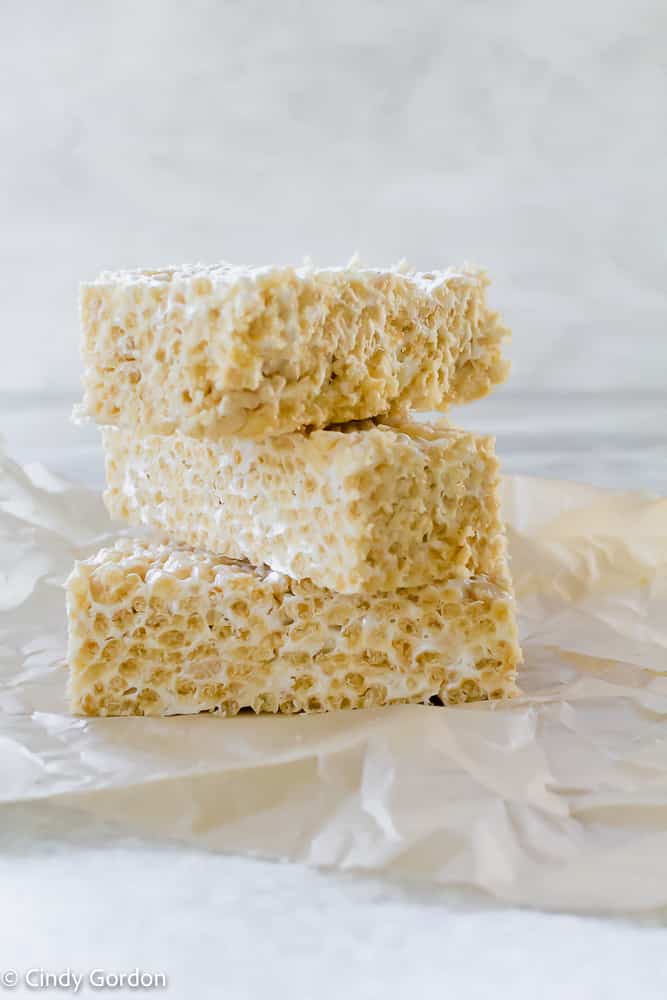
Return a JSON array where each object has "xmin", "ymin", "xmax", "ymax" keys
[
  {"xmin": 66, "ymin": 539, "xmax": 521, "ymax": 718},
  {"xmin": 103, "ymin": 417, "xmax": 510, "ymax": 594},
  {"xmin": 77, "ymin": 262, "xmax": 510, "ymax": 439}
]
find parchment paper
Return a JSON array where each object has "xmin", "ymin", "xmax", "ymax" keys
[{"xmin": 1, "ymin": 444, "xmax": 666, "ymax": 913}]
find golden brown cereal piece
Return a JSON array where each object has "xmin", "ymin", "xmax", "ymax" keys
[
  {"xmin": 76, "ymin": 261, "xmax": 510, "ymax": 439},
  {"xmin": 102, "ymin": 416, "xmax": 510, "ymax": 594},
  {"xmin": 66, "ymin": 538, "xmax": 521, "ymax": 717}
]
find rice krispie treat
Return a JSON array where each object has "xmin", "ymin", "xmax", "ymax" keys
[
  {"xmin": 102, "ymin": 417, "xmax": 510, "ymax": 594},
  {"xmin": 77, "ymin": 261, "xmax": 510, "ymax": 438},
  {"xmin": 66, "ymin": 539, "xmax": 521, "ymax": 718}
]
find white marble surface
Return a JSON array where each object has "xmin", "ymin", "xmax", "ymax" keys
[{"xmin": 2, "ymin": 804, "xmax": 667, "ymax": 1000}]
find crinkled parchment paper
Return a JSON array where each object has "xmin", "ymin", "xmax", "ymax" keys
[{"xmin": 1, "ymin": 445, "xmax": 666, "ymax": 913}]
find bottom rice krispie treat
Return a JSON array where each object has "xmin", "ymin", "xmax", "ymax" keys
[{"xmin": 66, "ymin": 539, "xmax": 521, "ymax": 717}]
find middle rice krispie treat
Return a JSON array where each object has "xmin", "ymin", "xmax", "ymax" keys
[{"xmin": 102, "ymin": 417, "xmax": 509, "ymax": 594}]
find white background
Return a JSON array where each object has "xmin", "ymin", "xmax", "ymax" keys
[{"xmin": 2, "ymin": 0, "xmax": 666, "ymax": 397}]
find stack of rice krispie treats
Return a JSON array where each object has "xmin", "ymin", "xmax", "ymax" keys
[{"xmin": 66, "ymin": 262, "xmax": 522, "ymax": 717}]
